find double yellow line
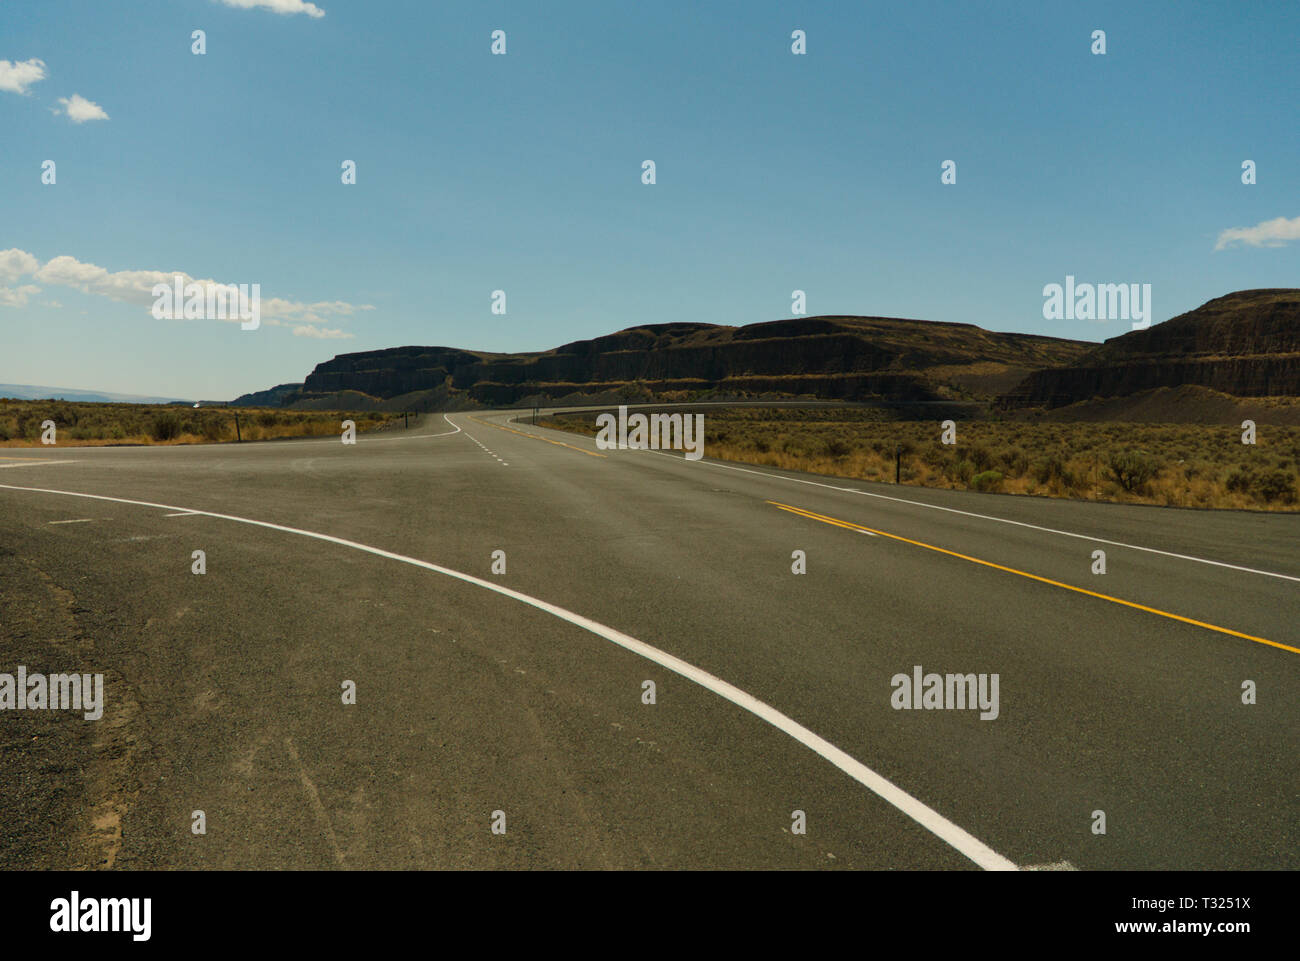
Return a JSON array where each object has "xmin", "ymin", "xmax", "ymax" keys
[
  {"xmin": 769, "ymin": 500, "xmax": 1298, "ymax": 656},
  {"xmin": 468, "ymin": 415, "xmax": 606, "ymax": 458}
]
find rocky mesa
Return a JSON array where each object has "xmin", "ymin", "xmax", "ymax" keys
[
  {"xmin": 235, "ymin": 316, "xmax": 1092, "ymax": 411},
  {"xmin": 999, "ymin": 289, "xmax": 1300, "ymax": 409}
]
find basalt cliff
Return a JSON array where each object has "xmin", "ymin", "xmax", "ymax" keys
[{"xmin": 234, "ymin": 316, "xmax": 1091, "ymax": 411}]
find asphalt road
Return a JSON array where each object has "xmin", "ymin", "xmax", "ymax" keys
[{"xmin": 0, "ymin": 410, "xmax": 1296, "ymax": 870}]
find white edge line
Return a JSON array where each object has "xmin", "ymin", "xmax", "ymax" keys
[
  {"xmin": 357, "ymin": 412, "xmax": 463, "ymax": 443},
  {"xmin": 0, "ymin": 480, "xmax": 1017, "ymax": 872}
]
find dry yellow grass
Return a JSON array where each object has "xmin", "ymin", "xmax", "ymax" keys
[
  {"xmin": 0, "ymin": 399, "xmax": 403, "ymax": 447},
  {"xmin": 540, "ymin": 407, "xmax": 1300, "ymax": 511}
]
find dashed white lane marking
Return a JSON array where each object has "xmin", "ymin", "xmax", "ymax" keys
[
  {"xmin": 462, "ymin": 428, "xmax": 508, "ymax": 467},
  {"xmin": 48, "ymin": 518, "xmax": 95, "ymax": 524},
  {"xmin": 0, "ymin": 481, "xmax": 1017, "ymax": 872}
]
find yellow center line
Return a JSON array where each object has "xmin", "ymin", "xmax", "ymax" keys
[
  {"xmin": 767, "ymin": 500, "xmax": 1298, "ymax": 656},
  {"xmin": 468, "ymin": 416, "xmax": 606, "ymax": 458}
]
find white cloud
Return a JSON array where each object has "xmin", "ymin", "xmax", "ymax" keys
[
  {"xmin": 264, "ymin": 298, "xmax": 372, "ymax": 328},
  {"xmin": 36, "ymin": 255, "xmax": 164, "ymax": 303},
  {"xmin": 54, "ymin": 93, "xmax": 109, "ymax": 123},
  {"xmin": 4, "ymin": 249, "xmax": 362, "ymax": 337},
  {"xmin": 292, "ymin": 325, "xmax": 351, "ymax": 339},
  {"xmin": 1214, "ymin": 215, "xmax": 1300, "ymax": 250},
  {"xmin": 53, "ymin": 93, "xmax": 109, "ymax": 122},
  {"xmin": 0, "ymin": 58, "xmax": 47, "ymax": 94},
  {"xmin": 218, "ymin": 0, "xmax": 326, "ymax": 18},
  {"xmin": 0, "ymin": 248, "xmax": 41, "ymax": 283},
  {"xmin": 0, "ymin": 285, "xmax": 41, "ymax": 308}
]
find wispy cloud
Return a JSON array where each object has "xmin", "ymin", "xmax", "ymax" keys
[
  {"xmin": 0, "ymin": 285, "xmax": 41, "ymax": 308},
  {"xmin": 217, "ymin": 0, "xmax": 326, "ymax": 18},
  {"xmin": 0, "ymin": 248, "xmax": 365, "ymax": 337},
  {"xmin": 53, "ymin": 93, "xmax": 109, "ymax": 123},
  {"xmin": 292, "ymin": 325, "xmax": 350, "ymax": 339},
  {"xmin": 1214, "ymin": 214, "xmax": 1300, "ymax": 250},
  {"xmin": 0, "ymin": 58, "xmax": 47, "ymax": 94}
]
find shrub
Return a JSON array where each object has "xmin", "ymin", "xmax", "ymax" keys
[
  {"xmin": 1256, "ymin": 470, "xmax": 1296, "ymax": 504},
  {"xmin": 1031, "ymin": 455, "xmax": 1066, "ymax": 485},
  {"xmin": 151, "ymin": 412, "xmax": 182, "ymax": 441},
  {"xmin": 1107, "ymin": 451, "xmax": 1158, "ymax": 493},
  {"xmin": 999, "ymin": 447, "xmax": 1029, "ymax": 475},
  {"xmin": 920, "ymin": 443, "xmax": 948, "ymax": 467},
  {"xmin": 825, "ymin": 438, "xmax": 851, "ymax": 459},
  {"xmin": 969, "ymin": 445, "xmax": 994, "ymax": 471},
  {"xmin": 1224, "ymin": 468, "xmax": 1254, "ymax": 493},
  {"xmin": 971, "ymin": 470, "xmax": 1003, "ymax": 492}
]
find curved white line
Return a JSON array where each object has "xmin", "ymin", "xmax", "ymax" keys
[
  {"xmin": 352, "ymin": 412, "xmax": 462, "ymax": 442},
  {"xmin": 0, "ymin": 481, "xmax": 1016, "ymax": 871}
]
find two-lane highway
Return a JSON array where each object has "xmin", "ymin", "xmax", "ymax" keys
[{"xmin": 1, "ymin": 410, "xmax": 1295, "ymax": 870}]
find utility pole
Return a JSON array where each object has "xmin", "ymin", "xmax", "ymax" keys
[
  {"xmin": 234, "ymin": 413, "xmax": 242, "ymax": 443},
  {"xmin": 895, "ymin": 444, "xmax": 901, "ymax": 484}
]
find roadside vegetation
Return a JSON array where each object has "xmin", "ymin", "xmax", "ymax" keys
[
  {"xmin": 539, "ymin": 407, "xmax": 1300, "ymax": 511},
  {"xmin": 0, "ymin": 399, "xmax": 403, "ymax": 447}
]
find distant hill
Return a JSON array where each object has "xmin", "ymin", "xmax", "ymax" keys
[
  {"xmin": 1000, "ymin": 289, "xmax": 1300, "ymax": 411},
  {"xmin": 0, "ymin": 383, "xmax": 193, "ymax": 404},
  {"xmin": 229, "ymin": 382, "xmax": 304, "ymax": 408},
  {"xmin": 233, "ymin": 316, "xmax": 1094, "ymax": 411}
]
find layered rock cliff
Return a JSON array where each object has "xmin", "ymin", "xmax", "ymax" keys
[
  {"xmin": 1000, "ymin": 290, "xmax": 1300, "ymax": 408},
  {"xmin": 244, "ymin": 316, "xmax": 1092, "ymax": 410}
]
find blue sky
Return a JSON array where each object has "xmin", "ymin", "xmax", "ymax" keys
[{"xmin": 2, "ymin": 0, "xmax": 1298, "ymax": 400}]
